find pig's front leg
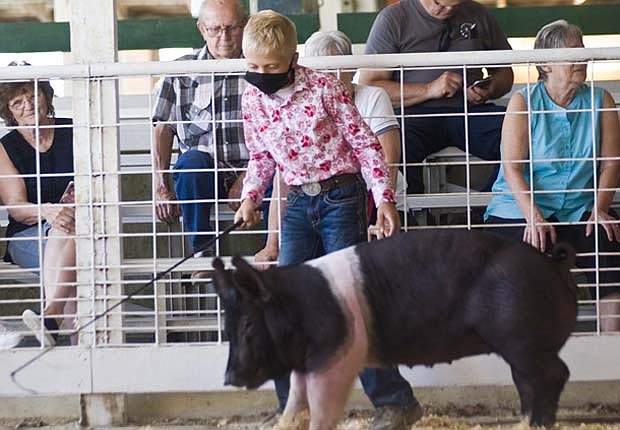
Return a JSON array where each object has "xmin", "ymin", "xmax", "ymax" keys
[
  {"xmin": 306, "ymin": 360, "xmax": 362, "ymax": 430},
  {"xmin": 276, "ymin": 371, "xmax": 309, "ymax": 430}
]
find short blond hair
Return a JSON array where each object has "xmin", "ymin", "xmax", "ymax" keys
[{"xmin": 243, "ymin": 10, "xmax": 297, "ymax": 58}]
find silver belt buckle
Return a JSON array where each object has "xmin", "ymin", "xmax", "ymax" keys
[{"xmin": 301, "ymin": 182, "xmax": 321, "ymax": 196}]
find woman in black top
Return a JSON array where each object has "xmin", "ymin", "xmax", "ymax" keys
[{"xmin": 0, "ymin": 70, "xmax": 75, "ymax": 347}]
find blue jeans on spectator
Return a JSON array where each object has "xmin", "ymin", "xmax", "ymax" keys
[
  {"xmin": 397, "ymin": 103, "xmax": 505, "ymax": 194},
  {"xmin": 273, "ymin": 174, "xmax": 417, "ymax": 411},
  {"xmin": 6, "ymin": 223, "xmax": 52, "ymax": 269},
  {"xmin": 173, "ymin": 150, "xmax": 227, "ymax": 253}
]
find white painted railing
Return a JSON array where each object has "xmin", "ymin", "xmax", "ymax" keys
[{"xmin": 1, "ymin": 48, "xmax": 619, "ymax": 396}]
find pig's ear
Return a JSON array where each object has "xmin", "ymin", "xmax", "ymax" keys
[
  {"xmin": 213, "ymin": 257, "xmax": 225, "ymax": 272},
  {"xmin": 212, "ymin": 257, "xmax": 232, "ymax": 297},
  {"xmin": 232, "ymin": 255, "xmax": 272, "ymax": 303}
]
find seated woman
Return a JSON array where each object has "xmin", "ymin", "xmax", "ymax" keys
[
  {"xmin": 0, "ymin": 62, "xmax": 76, "ymax": 346},
  {"xmin": 484, "ymin": 21, "xmax": 620, "ymax": 332}
]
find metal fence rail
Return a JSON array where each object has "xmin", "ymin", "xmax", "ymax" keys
[{"xmin": 1, "ymin": 48, "xmax": 619, "ymax": 396}]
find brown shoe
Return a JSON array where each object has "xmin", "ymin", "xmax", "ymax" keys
[{"xmin": 371, "ymin": 403, "xmax": 423, "ymax": 430}]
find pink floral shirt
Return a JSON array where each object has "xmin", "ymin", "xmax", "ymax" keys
[{"xmin": 240, "ymin": 65, "xmax": 395, "ymax": 207}]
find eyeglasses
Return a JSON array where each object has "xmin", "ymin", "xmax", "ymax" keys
[
  {"xmin": 8, "ymin": 60, "xmax": 32, "ymax": 67},
  {"xmin": 203, "ymin": 24, "xmax": 244, "ymax": 38},
  {"xmin": 8, "ymin": 93, "xmax": 38, "ymax": 111}
]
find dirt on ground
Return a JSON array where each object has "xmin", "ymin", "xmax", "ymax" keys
[{"xmin": 4, "ymin": 405, "xmax": 620, "ymax": 430}]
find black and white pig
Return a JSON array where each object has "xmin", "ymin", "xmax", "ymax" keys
[{"xmin": 213, "ymin": 229, "xmax": 577, "ymax": 430}]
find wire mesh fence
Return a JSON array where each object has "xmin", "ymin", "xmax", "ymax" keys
[{"xmin": 0, "ymin": 48, "xmax": 619, "ymax": 354}]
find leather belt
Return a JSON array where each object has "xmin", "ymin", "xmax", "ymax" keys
[{"xmin": 292, "ymin": 173, "xmax": 359, "ymax": 197}]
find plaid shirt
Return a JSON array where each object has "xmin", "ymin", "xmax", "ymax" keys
[{"xmin": 151, "ymin": 46, "xmax": 249, "ymax": 167}]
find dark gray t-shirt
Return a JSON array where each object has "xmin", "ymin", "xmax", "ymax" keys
[{"xmin": 365, "ymin": 0, "xmax": 512, "ymax": 108}]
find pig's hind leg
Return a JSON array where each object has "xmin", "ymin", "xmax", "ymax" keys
[{"xmin": 508, "ymin": 354, "xmax": 569, "ymax": 428}]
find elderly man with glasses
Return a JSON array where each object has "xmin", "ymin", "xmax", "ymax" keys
[
  {"xmin": 151, "ymin": 0, "xmax": 249, "ymax": 255},
  {"xmin": 360, "ymin": 0, "xmax": 514, "ymax": 198}
]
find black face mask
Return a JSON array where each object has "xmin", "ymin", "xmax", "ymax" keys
[{"xmin": 245, "ymin": 66, "xmax": 294, "ymax": 95}]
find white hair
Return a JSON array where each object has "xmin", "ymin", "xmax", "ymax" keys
[
  {"xmin": 534, "ymin": 20, "xmax": 584, "ymax": 81},
  {"xmin": 198, "ymin": 0, "xmax": 247, "ymax": 24},
  {"xmin": 304, "ymin": 31, "xmax": 353, "ymax": 57}
]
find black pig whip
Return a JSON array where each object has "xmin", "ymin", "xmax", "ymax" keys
[{"xmin": 10, "ymin": 219, "xmax": 243, "ymax": 391}]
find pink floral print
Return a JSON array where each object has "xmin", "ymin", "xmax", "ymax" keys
[{"xmin": 241, "ymin": 65, "xmax": 395, "ymax": 206}]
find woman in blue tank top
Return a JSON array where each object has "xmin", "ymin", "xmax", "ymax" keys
[
  {"xmin": 0, "ymin": 64, "xmax": 76, "ymax": 347},
  {"xmin": 484, "ymin": 21, "xmax": 620, "ymax": 332}
]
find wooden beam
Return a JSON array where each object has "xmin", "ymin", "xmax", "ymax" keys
[
  {"xmin": 0, "ymin": 14, "xmax": 319, "ymax": 53},
  {"xmin": 0, "ymin": 4, "xmax": 617, "ymax": 54},
  {"xmin": 0, "ymin": 22, "xmax": 70, "ymax": 53}
]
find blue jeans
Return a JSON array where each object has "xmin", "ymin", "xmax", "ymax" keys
[
  {"xmin": 273, "ymin": 175, "xmax": 417, "ymax": 411},
  {"xmin": 6, "ymin": 223, "xmax": 52, "ymax": 269},
  {"xmin": 173, "ymin": 150, "xmax": 227, "ymax": 252},
  {"xmin": 397, "ymin": 103, "xmax": 505, "ymax": 194}
]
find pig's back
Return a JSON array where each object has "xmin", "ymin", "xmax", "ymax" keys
[{"xmin": 352, "ymin": 229, "xmax": 576, "ymax": 367}]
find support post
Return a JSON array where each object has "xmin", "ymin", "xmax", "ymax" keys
[
  {"xmin": 70, "ymin": 0, "xmax": 123, "ymax": 347},
  {"xmin": 80, "ymin": 393, "xmax": 127, "ymax": 427}
]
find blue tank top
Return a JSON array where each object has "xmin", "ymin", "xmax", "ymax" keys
[
  {"xmin": 485, "ymin": 82, "xmax": 603, "ymax": 222},
  {"xmin": 1, "ymin": 117, "xmax": 74, "ymax": 239}
]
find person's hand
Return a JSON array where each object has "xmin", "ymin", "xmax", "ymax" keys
[
  {"xmin": 466, "ymin": 84, "xmax": 492, "ymax": 105},
  {"xmin": 45, "ymin": 204, "xmax": 75, "ymax": 234},
  {"xmin": 373, "ymin": 201, "xmax": 401, "ymax": 239},
  {"xmin": 523, "ymin": 214, "xmax": 556, "ymax": 252},
  {"xmin": 254, "ymin": 243, "xmax": 279, "ymax": 270},
  {"xmin": 227, "ymin": 172, "xmax": 246, "ymax": 211},
  {"xmin": 155, "ymin": 186, "xmax": 181, "ymax": 225},
  {"xmin": 426, "ymin": 71, "xmax": 463, "ymax": 100},
  {"xmin": 586, "ymin": 209, "xmax": 620, "ymax": 242},
  {"xmin": 234, "ymin": 198, "xmax": 260, "ymax": 229}
]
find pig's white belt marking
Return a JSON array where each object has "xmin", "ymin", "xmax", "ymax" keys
[{"xmin": 308, "ymin": 247, "xmax": 371, "ymax": 364}]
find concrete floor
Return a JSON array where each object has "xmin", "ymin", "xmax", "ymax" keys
[
  {"xmin": 2, "ymin": 381, "xmax": 620, "ymax": 429},
  {"xmin": 6, "ymin": 415, "xmax": 620, "ymax": 430}
]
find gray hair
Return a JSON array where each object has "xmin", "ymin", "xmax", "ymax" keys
[
  {"xmin": 534, "ymin": 20, "xmax": 584, "ymax": 81},
  {"xmin": 198, "ymin": 0, "xmax": 247, "ymax": 24},
  {"xmin": 304, "ymin": 31, "xmax": 353, "ymax": 57}
]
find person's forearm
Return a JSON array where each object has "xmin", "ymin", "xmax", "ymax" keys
[
  {"xmin": 365, "ymin": 79, "xmax": 434, "ymax": 108},
  {"xmin": 504, "ymin": 167, "xmax": 543, "ymax": 222},
  {"xmin": 241, "ymin": 156, "xmax": 277, "ymax": 205},
  {"xmin": 487, "ymin": 66, "xmax": 514, "ymax": 100},
  {"xmin": 264, "ymin": 179, "xmax": 288, "ymax": 248},
  {"xmin": 264, "ymin": 194, "xmax": 281, "ymax": 250},
  {"xmin": 595, "ymin": 164, "xmax": 620, "ymax": 212},
  {"xmin": 377, "ymin": 129, "xmax": 400, "ymax": 191},
  {"xmin": 153, "ymin": 125, "xmax": 174, "ymax": 190},
  {"xmin": 9, "ymin": 202, "xmax": 55, "ymax": 226}
]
